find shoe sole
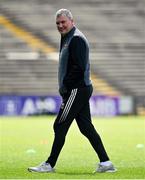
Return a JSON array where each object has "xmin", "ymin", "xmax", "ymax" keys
[
  {"xmin": 93, "ymin": 168, "xmax": 117, "ymax": 173},
  {"xmin": 28, "ymin": 168, "xmax": 55, "ymax": 173},
  {"xmin": 106, "ymin": 168, "xmax": 117, "ymax": 173}
]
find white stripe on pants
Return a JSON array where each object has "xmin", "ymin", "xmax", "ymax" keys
[{"xmin": 59, "ymin": 89, "xmax": 77, "ymax": 123}]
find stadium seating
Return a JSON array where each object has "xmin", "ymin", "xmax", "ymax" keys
[{"xmin": 0, "ymin": 0, "xmax": 144, "ymax": 112}]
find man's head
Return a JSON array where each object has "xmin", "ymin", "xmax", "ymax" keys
[{"xmin": 55, "ymin": 9, "xmax": 74, "ymax": 36}]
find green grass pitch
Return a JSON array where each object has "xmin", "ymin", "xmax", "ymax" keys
[{"xmin": 0, "ymin": 116, "xmax": 145, "ymax": 179}]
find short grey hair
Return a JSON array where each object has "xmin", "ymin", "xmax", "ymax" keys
[{"xmin": 55, "ymin": 9, "xmax": 73, "ymax": 20}]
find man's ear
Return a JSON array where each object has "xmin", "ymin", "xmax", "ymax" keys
[{"xmin": 72, "ymin": 19, "xmax": 75, "ymax": 26}]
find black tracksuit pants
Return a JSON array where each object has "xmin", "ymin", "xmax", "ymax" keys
[{"xmin": 46, "ymin": 85, "xmax": 109, "ymax": 167}]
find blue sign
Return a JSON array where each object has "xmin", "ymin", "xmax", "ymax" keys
[{"xmin": 0, "ymin": 95, "xmax": 119, "ymax": 116}]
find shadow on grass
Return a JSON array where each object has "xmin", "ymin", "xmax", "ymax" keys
[{"xmin": 56, "ymin": 171, "xmax": 96, "ymax": 176}]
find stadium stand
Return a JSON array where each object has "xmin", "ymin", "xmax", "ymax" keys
[{"xmin": 0, "ymin": 0, "xmax": 145, "ymax": 113}]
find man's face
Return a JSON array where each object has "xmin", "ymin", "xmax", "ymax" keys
[{"xmin": 56, "ymin": 15, "xmax": 74, "ymax": 36}]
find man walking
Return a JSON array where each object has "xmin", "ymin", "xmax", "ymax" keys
[{"xmin": 28, "ymin": 9, "xmax": 117, "ymax": 173}]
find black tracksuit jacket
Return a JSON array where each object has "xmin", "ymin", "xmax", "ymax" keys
[{"xmin": 58, "ymin": 26, "xmax": 92, "ymax": 96}]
